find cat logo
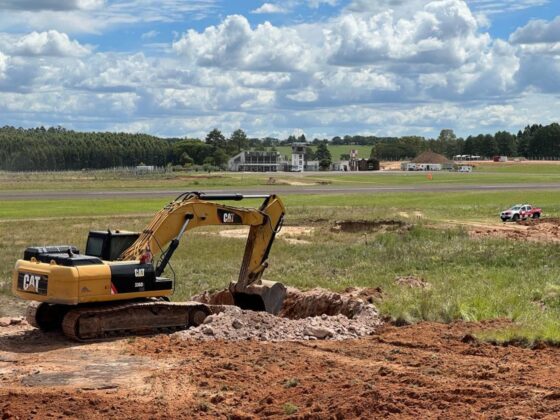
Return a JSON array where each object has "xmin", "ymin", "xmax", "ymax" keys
[
  {"xmin": 222, "ymin": 212, "xmax": 235, "ymax": 223},
  {"xmin": 23, "ymin": 274, "xmax": 41, "ymax": 292},
  {"xmin": 217, "ymin": 209, "xmax": 241, "ymax": 224},
  {"xmin": 134, "ymin": 268, "xmax": 145, "ymax": 278}
]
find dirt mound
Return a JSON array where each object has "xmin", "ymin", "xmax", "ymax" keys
[
  {"xmin": 332, "ymin": 219, "xmax": 411, "ymax": 233},
  {"xmin": 264, "ymin": 177, "xmax": 329, "ymax": 186},
  {"xmin": 468, "ymin": 218, "xmax": 560, "ymax": 242},
  {"xmin": 395, "ymin": 275, "xmax": 430, "ymax": 289},
  {"xmin": 411, "ymin": 150, "xmax": 452, "ymax": 164},
  {"xmin": 189, "ymin": 287, "xmax": 382, "ymax": 341},
  {"xmin": 280, "ymin": 287, "xmax": 379, "ymax": 319},
  {"xmin": 212, "ymin": 226, "xmax": 314, "ymax": 244},
  {"xmin": 176, "ymin": 306, "xmax": 380, "ymax": 341},
  {"xmin": 0, "ymin": 317, "xmax": 24, "ymax": 328}
]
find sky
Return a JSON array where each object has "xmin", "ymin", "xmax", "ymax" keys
[{"xmin": 0, "ymin": 0, "xmax": 559, "ymax": 139}]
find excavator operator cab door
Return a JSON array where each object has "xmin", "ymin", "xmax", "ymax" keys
[{"xmin": 86, "ymin": 230, "xmax": 140, "ymax": 261}]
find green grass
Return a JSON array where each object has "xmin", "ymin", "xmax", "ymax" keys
[
  {"xmin": 0, "ymin": 189, "xmax": 558, "ymax": 222},
  {"xmin": 2, "ymin": 186, "xmax": 560, "ymax": 345},
  {"xmin": 474, "ymin": 162, "xmax": 560, "ymax": 174},
  {"xmin": 282, "ymin": 402, "xmax": 299, "ymax": 415}
]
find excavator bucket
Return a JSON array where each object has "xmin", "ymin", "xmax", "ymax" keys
[{"xmin": 230, "ymin": 280, "xmax": 286, "ymax": 315}]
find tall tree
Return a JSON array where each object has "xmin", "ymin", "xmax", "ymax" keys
[
  {"xmin": 228, "ymin": 129, "xmax": 249, "ymax": 154},
  {"xmin": 315, "ymin": 142, "xmax": 332, "ymax": 170},
  {"xmin": 205, "ymin": 128, "xmax": 226, "ymax": 150},
  {"xmin": 495, "ymin": 131, "xmax": 517, "ymax": 156}
]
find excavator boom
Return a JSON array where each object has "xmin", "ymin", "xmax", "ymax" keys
[{"xmin": 120, "ymin": 192, "xmax": 287, "ymax": 313}]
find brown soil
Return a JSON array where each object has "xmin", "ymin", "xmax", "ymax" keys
[
  {"xmin": 457, "ymin": 218, "xmax": 560, "ymax": 242},
  {"xmin": 211, "ymin": 226, "xmax": 315, "ymax": 245},
  {"xmin": 3, "ymin": 321, "xmax": 560, "ymax": 418},
  {"xmin": 265, "ymin": 177, "xmax": 324, "ymax": 186},
  {"xmin": 395, "ymin": 276, "xmax": 430, "ymax": 289},
  {"xmin": 188, "ymin": 287, "xmax": 382, "ymax": 340},
  {"xmin": 332, "ymin": 219, "xmax": 411, "ymax": 234}
]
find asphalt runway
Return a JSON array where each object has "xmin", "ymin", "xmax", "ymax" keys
[{"xmin": 1, "ymin": 183, "xmax": 560, "ymax": 200}]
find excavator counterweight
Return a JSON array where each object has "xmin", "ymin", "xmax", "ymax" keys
[{"xmin": 12, "ymin": 192, "xmax": 287, "ymax": 340}]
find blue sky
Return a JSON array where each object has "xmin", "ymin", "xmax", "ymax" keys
[{"xmin": 0, "ymin": 0, "xmax": 558, "ymax": 139}]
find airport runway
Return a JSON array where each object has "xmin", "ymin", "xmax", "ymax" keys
[{"xmin": 1, "ymin": 183, "xmax": 560, "ymax": 200}]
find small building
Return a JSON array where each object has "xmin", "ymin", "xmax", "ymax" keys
[
  {"xmin": 350, "ymin": 158, "xmax": 380, "ymax": 171},
  {"xmin": 332, "ymin": 160, "xmax": 350, "ymax": 171},
  {"xmin": 136, "ymin": 165, "xmax": 155, "ymax": 172},
  {"xmin": 227, "ymin": 151, "xmax": 282, "ymax": 172},
  {"xmin": 305, "ymin": 160, "xmax": 320, "ymax": 171}
]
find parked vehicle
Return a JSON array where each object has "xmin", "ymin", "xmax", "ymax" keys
[{"xmin": 500, "ymin": 204, "xmax": 541, "ymax": 222}]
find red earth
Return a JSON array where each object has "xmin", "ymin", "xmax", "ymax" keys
[{"xmin": 2, "ymin": 320, "xmax": 560, "ymax": 419}]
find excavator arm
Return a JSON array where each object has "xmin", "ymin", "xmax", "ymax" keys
[{"xmin": 119, "ymin": 192, "xmax": 287, "ymax": 314}]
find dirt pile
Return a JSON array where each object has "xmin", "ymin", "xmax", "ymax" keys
[
  {"xmin": 469, "ymin": 218, "xmax": 560, "ymax": 242},
  {"xmin": 395, "ymin": 275, "xmax": 430, "ymax": 289},
  {"xmin": 0, "ymin": 317, "xmax": 24, "ymax": 328},
  {"xmin": 280, "ymin": 286, "xmax": 380, "ymax": 319},
  {"xmin": 211, "ymin": 225, "xmax": 315, "ymax": 245},
  {"xmin": 186, "ymin": 287, "xmax": 382, "ymax": 341},
  {"xmin": 332, "ymin": 219, "xmax": 411, "ymax": 234}
]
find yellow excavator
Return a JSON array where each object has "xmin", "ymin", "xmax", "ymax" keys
[{"xmin": 12, "ymin": 192, "xmax": 286, "ymax": 341}]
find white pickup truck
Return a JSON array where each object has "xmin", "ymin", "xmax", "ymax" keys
[{"xmin": 500, "ymin": 204, "xmax": 542, "ymax": 222}]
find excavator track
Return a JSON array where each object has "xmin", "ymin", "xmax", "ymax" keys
[
  {"xmin": 26, "ymin": 301, "xmax": 69, "ymax": 332},
  {"xmin": 61, "ymin": 301, "xmax": 214, "ymax": 342}
]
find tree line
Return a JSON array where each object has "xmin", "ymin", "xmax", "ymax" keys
[
  {"xmin": 369, "ymin": 124, "xmax": 560, "ymax": 161},
  {"xmin": 0, "ymin": 126, "xmax": 173, "ymax": 171},
  {"xmin": 0, "ymin": 123, "xmax": 558, "ymax": 171}
]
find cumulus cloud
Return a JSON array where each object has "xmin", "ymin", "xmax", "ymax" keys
[
  {"xmin": 6, "ymin": 31, "xmax": 91, "ymax": 57},
  {"xmin": 510, "ymin": 16, "xmax": 560, "ymax": 44},
  {"xmin": 328, "ymin": 0, "xmax": 487, "ymax": 68},
  {"xmin": 0, "ymin": 51, "xmax": 8, "ymax": 78},
  {"xmin": 251, "ymin": 3, "xmax": 288, "ymax": 14},
  {"xmin": 173, "ymin": 15, "xmax": 314, "ymax": 72}
]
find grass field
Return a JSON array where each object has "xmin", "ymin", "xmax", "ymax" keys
[
  {"xmin": 0, "ymin": 189, "xmax": 559, "ymax": 221},
  {"xmin": 473, "ymin": 162, "xmax": 560, "ymax": 173},
  {"xmin": 2, "ymin": 168, "xmax": 560, "ymax": 345}
]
